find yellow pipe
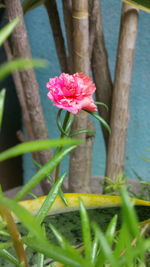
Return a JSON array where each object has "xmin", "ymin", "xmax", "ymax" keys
[{"xmin": 19, "ymin": 193, "xmax": 150, "ymax": 217}]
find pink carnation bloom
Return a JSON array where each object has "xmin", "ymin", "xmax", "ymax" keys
[{"xmin": 46, "ymin": 72, "xmax": 97, "ymax": 114}]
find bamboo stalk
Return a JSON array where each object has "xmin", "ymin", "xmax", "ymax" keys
[
  {"xmin": 89, "ymin": 0, "xmax": 99, "ymax": 58},
  {"xmin": 68, "ymin": 0, "xmax": 93, "ymax": 193},
  {"xmin": 44, "ymin": 0, "xmax": 68, "ymax": 73},
  {"xmin": 62, "ymin": 0, "xmax": 73, "ymax": 73},
  {"xmin": 90, "ymin": 0, "xmax": 113, "ymax": 149},
  {"xmin": 4, "ymin": 0, "xmax": 51, "ymax": 193},
  {"xmin": 106, "ymin": 3, "xmax": 139, "ymax": 180},
  {"xmin": 3, "ymin": 41, "xmax": 35, "ymax": 142}
]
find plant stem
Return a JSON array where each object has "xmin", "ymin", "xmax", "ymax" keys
[
  {"xmin": 0, "ymin": 205, "xmax": 28, "ymax": 267},
  {"xmin": 54, "ymin": 111, "xmax": 72, "ymax": 182},
  {"xmin": 68, "ymin": 0, "xmax": 93, "ymax": 193},
  {"xmin": 44, "ymin": 0, "xmax": 68, "ymax": 73},
  {"xmin": 4, "ymin": 0, "xmax": 51, "ymax": 194},
  {"xmin": 106, "ymin": 3, "xmax": 139, "ymax": 181},
  {"xmin": 62, "ymin": 0, "xmax": 73, "ymax": 73},
  {"xmin": 90, "ymin": 0, "xmax": 113, "ymax": 149}
]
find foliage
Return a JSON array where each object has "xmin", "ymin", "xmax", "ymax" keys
[
  {"xmin": 0, "ymin": 89, "xmax": 6, "ymax": 131},
  {"xmin": 123, "ymin": 0, "xmax": 150, "ymax": 12},
  {"xmin": 0, "ymin": 188, "xmax": 150, "ymax": 266},
  {"xmin": 0, "ymin": 18, "xmax": 19, "ymax": 46},
  {"xmin": 22, "ymin": 0, "xmax": 44, "ymax": 14}
]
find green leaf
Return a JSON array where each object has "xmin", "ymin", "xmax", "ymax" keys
[
  {"xmin": 92, "ymin": 223, "xmax": 118, "ymax": 267},
  {"xmin": 105, "ymin": 215, "xmax": 118, "ymax": 246},
  {"xmin": 87, "ymin": 111, "xmax": 111, "ymax": 133},
  {"xmin": 70, "ymin": 129, "xmax": 95, "ymax": 137},
  {"xmin": 49, "ymin": 224, "xmax": 85, "ymax": 265},
  {"xmin": 14, "ymin": 145, "xmax": 77, "ymax": 201},
  {"xmin": 121, "ymin": 187, "xmax": 139, "ymax": 237},
  {"xmin": 95, "ymin": 101, "xmax": 109, "ymax": 111},
  {"xmin": 37, "ymin": 253, "xmax": 44, "ymax": 267},
  {"xmin": 0, "ymin": 197, "xmax": 45, "ymax": 240},
  {"xmin": 24, "ymin": 237, "xmax": 84, "ymax": 267},
  {"xmin": 0, "ymin": 18, "xmax": 19, "ymax": 46},
  {"xmin": 0, "ymin": 249, "xmax": 19, "ymax": 266},
  {"xmin": 0, "ymin": 89, "xmax": 6, "ymax": 131},
  {"xmin": 0, "ymin": 58, "xmax": 47, "ymax": 81},
  {"xmin": 36, "ymin": 173, "xmax": 67, "ymax": 224},
  {"xmin": 91, "ymin": 235, "xmax": 99, "ymax": 265},
  {"xmin": 33, "ymin": 159, "xmax": 68, "ymax": 206},
  {"xmin": 22, "ymin": 0, "xmax": 44, "ymax": 14},
  {"xmin": 79, "ymin": 199, "xmax": 92, "ymax": 263},
  {"xmin": 0, "ymin": 4, "xmax": 5, "ymax": 8},
  {"xmin": 0, "ymin": 197, "xmax": 84, "ymax": 266},
  {"xmin": 0, "ymin": 138, "xmax": 81, "ymax": 162},
  {"xmin": 123, "ymin": 0, "xmax": 150, "ymax": 12}
]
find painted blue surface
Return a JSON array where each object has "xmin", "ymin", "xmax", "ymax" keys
[{"xmin": 23, "ymin": 0, "xmax": 150, "ymax": 182}]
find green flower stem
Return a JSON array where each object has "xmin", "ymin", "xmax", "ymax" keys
[{"xmin": 54, "ymin": 110, "xmax": 74, "ymax": 182}]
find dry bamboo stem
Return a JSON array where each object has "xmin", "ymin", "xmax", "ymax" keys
[
  {"xmin": 68, "ymin": 0, "xmax": 93, "ymax": 193},
  {"xmin": 44, "ymin": 0, "xmax": 68, "ymax": 73},
  {"xmin": 89, "ymin": 0, "xmax": 99, "ymax": 58},
  {"xmin": 90, "ymin": 0, "xmax": 113, "ymax": 149},
  {"xmin": 3, "ymin": 41, "xmax": 35, "ymax": 142},
  {"xmin": 62, "ymin": 0, "xmax": 73, "ymax": 73},
  {"xmin": 4, "ymin": 0, "xmax": 51, "ymax": 193},
  {"xmin": 106, "ymin": 4, "xmax": 139, "ymax": 180}
]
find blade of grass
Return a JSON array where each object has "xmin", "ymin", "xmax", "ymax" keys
[
  {"xmin": 123, "ymin": 0, "xmax": 150, "ymax": 12},
  {"xmin": 0, "ymin": 249, "xmax": 19, "ymax": 266},
  {"xmin": 24, "ymin": 237, "xmax": 85, "ymax": 267},
  {"xmin": 121, "ymin": 187, "xmax": 139, "ymax": 237},
  {"xmin": 92, "ymin": 223, "xmax": 118, "ymax": 267},
  {"xmin": 105, "ymin": 215, "xmax": 118, "ymax": 246},
  {"xmin": 14, "ymin": 145, "xmax": 77, "ymax": 201},
  {"xmin": 37, "ymin": 253, "xmax": 44, "ymax": 267},
  {"xmin": 79, "ymin": 199, "xmax": 92, "ymax": 263},
  {"xmin": 22, "ymin": 0, "xmax": 43, "ymax": 13},
  {"xmin": 0, "ymin": 89, "xmax": 6, "ymax": 131},
  {"xmin": 36, "ymin": 173, "xmax": 66, "ymax": 224},
  {"xmin": 91, "ymin": 235, "xmax": 99, "ymax": 265},
  {"xmin": 0, "ymin": 58, "xmax": 47, "ymax": 81},
  {"xmin": 0, "ymin": 197, "xmax": 84, "ymax": 267},
  {"xmin": 0, "ymin": 18, "xmax": 19, "ymax": 46},
  {"xmin": 0, "ymin": 138, "xmax": 81, "ymax": 162},
  {"xmin": 49, "ymin": 223, "xmax": 85, "ymax": 264},
  {"xmin": 33, "ymin": 159, "xmax": 68, "ymax": 206}
]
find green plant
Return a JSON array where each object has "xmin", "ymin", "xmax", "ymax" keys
[{"xmin": 0, "ymin": 187, "xmax": 150, "ymax": 266}]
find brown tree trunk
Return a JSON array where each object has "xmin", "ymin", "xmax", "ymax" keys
[
  {"xmin": 44, "ymin": 0, "xmax": 68, "ymax": 73},
  {"xmin": 68, "ymin": 0, "xmax": 94, "ymax": 193},
  {"xmin": 4, "ymin": 0, "xmax": 51, "ymax": 193},
  {"xmin": 106, "ymin": 4, "xmax": 139, "ymax": 181},
  {"xmin": 90, "ymin": 0, "xmax": 113, "ymax": 149}
]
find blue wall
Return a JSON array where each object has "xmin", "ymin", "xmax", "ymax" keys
[{"xmin": 23, "ymin": 0, "xmax": 150, "ymax": 182}]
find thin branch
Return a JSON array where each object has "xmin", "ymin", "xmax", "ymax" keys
[
  {"xmin": 62, "ymin": 0, "xmax": 73, "ymax": 73},
  {"xmin": 90, "ymin": 0, "xmax": 113, "ymax": 149},
  {"xmin": 106, "ymin": 3, "xmax": 139, "ymax": 180},
  {"xmin": 44, "ymin": 0, "xmax": 68, "ymax": 73},
  {"xmin": 4, "ymin": 0, "xmax": 51, "ymax": 194},
  {"xmin": 89, "ymin": 0, "xmax": 99, "ymax": 58}
]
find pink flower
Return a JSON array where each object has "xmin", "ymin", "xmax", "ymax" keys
[{"xmin": 46, "ymin": 72, "xmax": 97, "ymax": 114}]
